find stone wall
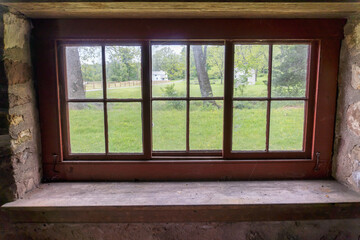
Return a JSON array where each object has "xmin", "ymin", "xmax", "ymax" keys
[
  {"xmin": 2, "ymin": 220, "xmax": 360, "ymax": 240},
  {"xmin": 0, "ymin": 6, "xmax": 14, "ymax": 205},
  {"xmin": 0, "ymin": 9, "xmax": 41, "ymax": 205},
  {"xmin": 333, "ymin": 15, "xmax": 360, "ymax": 192}
]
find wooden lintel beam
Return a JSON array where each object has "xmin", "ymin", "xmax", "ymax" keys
[{"xmin": 1, "ymin": 2, "xmax": 360, "ymax": 19}]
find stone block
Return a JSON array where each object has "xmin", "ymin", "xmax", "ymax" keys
[
  {"xmin": 3, "ymin": 12, "xmax": 30, "ymax": 50},
  {"xmin": 9, "ymin": 114, "xmax": 24, "ymax": 127},
  {"xmin": 8, "ymin": 93, "xmax": 31, "ymax": 108},
  {"xmin": 344, "ymin": 16, "xmax": 360, "ymax": 53},
  {"xmin": 3, "ymin": 45, "xmax": 31, "ymax": 63},
  {"xmin": 8, "ymin": 82, "xmax": 33, "ymax": 108},
  {"xmin": 351, "ymin": 145, "xmax": 360, "ymax": 163},
  {"xmin": 11, "ymin": 147, "xmax": 31, "ymax": 165},
  {"xmin": 24, "ymin": 178, "xmax": 35, "ymax": 192},
  {"xmin": 346, "ymin": 101, "xmax": 360, "ymax": 137},
  {"xmin": 352, "ymin": 64, "xmax": 360, "ymax": 90},
  {"xmin": 10, "ymin": 129, "xmax": 32, "ymax": 149},
  {"xmin": 350, "ymin": 171, "xmax": 360, "ymax": 189},
  {"xmin": 4, "ymin": 60, "xmax": 31, "ymax": 85}
]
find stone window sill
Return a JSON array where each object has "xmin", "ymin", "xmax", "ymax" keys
[{"xmin": 1, "ymin": 180, "xmax": 360, "ymax": 223}]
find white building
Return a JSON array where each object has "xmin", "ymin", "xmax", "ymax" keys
[
  {"xmin": 234, "ymin": 69, "xmax": 256, "ymax": 86},
  {"xmin": 152, "ymin": 71, "xmax": 168, "ymax": 81}
]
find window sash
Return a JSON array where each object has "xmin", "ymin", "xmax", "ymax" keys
[{"xmin": 58, "ymin": 40, "xmax": 316, "ymax": 161}]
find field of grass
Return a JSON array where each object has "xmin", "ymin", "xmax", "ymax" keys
[
  {"xmin": 85, "ymin": 76, "xmax": 269, "ymax": 99},
  {"xmin": 69, "ymin": 80, "xmax": 305, "ymax": 153}
]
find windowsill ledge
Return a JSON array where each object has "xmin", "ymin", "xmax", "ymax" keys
[{"xmin": 2, "ymin": 180, "xmax": 360, "ymax": 223}]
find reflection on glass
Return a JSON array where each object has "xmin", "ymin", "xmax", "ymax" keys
[
  {"xmin": 66, "ymin": 46, "xmax": 103, "ymax": 99},
  {"xmin": 105, "ymin": 46, "xmax": 142, "ymax": 99},
  {"xmin": 108, "ymin": 102, "xmax": 143, "ymax": 153},
  {"xmin": 152, "ymin": 101, "xmax": 186, "ymax": 151},
  {"xmin": 232, "ymin": 101, "xmax": 267, "ymax": 151},
  {"xmin": 271, "ymin": 45, "xmax": 309, "ymax": 97},
  {"xmin": 269, "ymin": 101, "xmax": 305, "ymax": 151},
  {"xmin": 68, "ymin": 102, "xmax": 105, "ymax": 153},
  {"xmin": 190, "ymin": 45, "xmax": 224, "ymax": 97},
  {"xmin": 233, "ymin": 45, "xmax": 269, "ymax": 97},
  {"xmin": 190, "ymin": 101, "xmax": 223, "ymax": 150},
  {"xmin": 151, "ymin": 45, "xmax": 186, "ymax": 97}
]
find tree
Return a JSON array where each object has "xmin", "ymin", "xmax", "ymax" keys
[
  {"xmin": 106, "ymin": 46, "xmax": 141, "ymax": 82},
  {"xmin": 81, "ymin": 63, "xmax": 102, "ymax": 82},
  {"xmin": 234, "ymin": 45, "xmax": 268, "ymax": 94},
  {"xmin": 192, "ymin": 45, "xmax": 219, "ymax": 107},
  {"xmin": 78, "ymin": 47, "xmax": 102, "ymax": 83},
  {"xmin": 207, "ymin": 46, "xmax": 224, "ymax": 84},
  {"xmin": 66, "ymin": 47, "xmax": 86, "ymax": 100},
  {"xmin": 152, "ymin": 46, "xmax": 185, "ymax": 80},
  {"xmin": 272, "ymin": 45, "xmax": 308, "ymax": 96}
]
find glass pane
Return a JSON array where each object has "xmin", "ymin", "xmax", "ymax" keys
[
  {"xmin": 269, "ymin": 101, "xmax": 305, "ymax": 151},
  {"xmin": 66, "ymin": 46, "xmax": 103, "ymax": 99},
  {"xmin": 68, "ymin": 102, "xmax": 105, "ymax": 153},
  {"xmin": 190, "ymin": 45, "xmax": 224, "ymax": 97},
  {"xmin": 152, "ymin": 101, "xmax": 186, "ymax": 151},
  {"xmin": 152, "ymin": 45, "xmax": 186, "ymax": 97},
  {"xmin": 234, "ymin": 45, "xmax": 269, "ymax": 97},
  {"xmin": 190, "ymin": 100, "xmax": 223, "ymax": 150},
  {"xmin": 232, "ymin": 101, "xmax": 267, "ymax": 151},
  {"xmin": 271, "ymin": 44, "xmax": 309, "ymax": 97},
  {"xmin": 108, "ymin": 102, "xmax": 142, "ymax": 153},
  {"xmin": 105, "ymin": 46, "xmax": 142, "ymax": 99}
]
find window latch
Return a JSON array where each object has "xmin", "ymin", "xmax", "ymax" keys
[
  {"xmin": 52, "ymin": 154, "xmax": 60, "ymax": 173},
  {"xmin": 314, "ymin": 152, "xmax": 320, "ymax": 171}
]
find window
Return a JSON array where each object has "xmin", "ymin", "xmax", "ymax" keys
[
  {"xmin": 34, "ymin": 19, "xmax": 345, "ymax": 180},
  {"xmin": 61, "ymin": 42, "xmax": 312, "ymax": 160}
]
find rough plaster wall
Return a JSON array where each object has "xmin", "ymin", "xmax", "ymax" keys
[
  {"xmin": 333, "ymin": 15, "xmax": 360, "ymax": 192},
  {"xmin": 1, "ymin": 220, "xmax": 360, "ymax": 240},
  {"xmin": 0, "ymin": 9, "xmax": 41, "ymax": 205}
]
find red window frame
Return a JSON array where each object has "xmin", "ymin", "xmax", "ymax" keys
[{"xmin": 33, "ymin": 19, "xmax": 345, "ymax": 181}]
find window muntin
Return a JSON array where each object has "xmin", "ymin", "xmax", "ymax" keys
[{"xmin": 60, "ymin": 41, "xmax": 313, "ymax": 160}]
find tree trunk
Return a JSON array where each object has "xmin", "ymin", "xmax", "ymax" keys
[
  {"xmin": 192, "ymin": 46, "xmax": 213, "ymax": 97},
  {"xmin": 192, "ymin": 46, "xmax": 219, "ymax": 107},
  {"xmin": 220, "ymin": 70, "xmax": 223, "ymax": 85},
  {"xmin": 66, "ymin": 47, "xmax": 86, "ymax": 109}
]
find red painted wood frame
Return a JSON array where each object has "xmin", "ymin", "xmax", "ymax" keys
[{"xmin": 33, "ymin": 19, "xmax": 345, "ymax": 181}]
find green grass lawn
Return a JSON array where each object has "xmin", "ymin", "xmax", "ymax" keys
[
  {"xmin": 69, "ymin": 80, "xmax": 305, "ymax": 153},
  {"xmin": 85, "ymin": 78, "xmax": 268, "ymax": 99}
]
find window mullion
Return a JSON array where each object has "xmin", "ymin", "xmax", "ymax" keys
[
  {"xmin": 186, "ymin": 44, "xmax": 190, "ymax": 152},
  {"xmin": 265, "ymin": 44, "xmax": 273, "ymax": 152},
  {"xmin": 142, "ymin": 41, "xmax": 152, "ymax": 159},
  {"xmin": 101, "ymin": 45, "xmax": 109, "ymax": 154},
  {"xmin": 223, "ymin": 41, "xmax": 234, "ymax": 158}
]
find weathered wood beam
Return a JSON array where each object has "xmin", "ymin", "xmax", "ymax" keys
[
  {"xmin": 1, "ymin": 2, "xmax": 360, "ymax": 18},
  {"xmin": 2, "ymin": 181, "xmax": 360, "ymax": 223}
]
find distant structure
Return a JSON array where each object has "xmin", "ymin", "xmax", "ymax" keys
[
  {"xmin": 152, "ymin": 71, "xmax": 168, "ymax": 81},
  {"xmin": 234, "ymin": 69, "xmax": 256, "ymax": 86}
]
